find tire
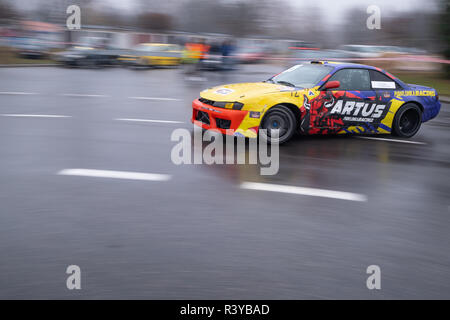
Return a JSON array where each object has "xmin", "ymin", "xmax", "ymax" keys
[
  {"xmin": 259, "ymin": 105, "xmax": 297, "ymax": 144},
  {"xmin": 392, "ymin": 103, "xmax": 422, "ymax": 138}
]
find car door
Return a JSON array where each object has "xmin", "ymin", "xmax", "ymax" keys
[{"xmin": 319, "ymin": 68, "xmax": 381, "ymax": 133}]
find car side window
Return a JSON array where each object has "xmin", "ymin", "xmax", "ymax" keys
[
  {"xmin": 369, "ymin": 70, "xmax": 399, "ymax": 90},
  {"xmin": 327, "ymin": 68, "xmax": 371, "ymax": 91}
]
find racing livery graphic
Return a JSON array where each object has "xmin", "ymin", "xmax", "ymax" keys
[
  {"xmin": 300, "ymin": 91, "xmax": 345, "ymax": 134},
  {"xmin": 300, "ymin": 91, "xmax": 391, "ymax": 135},
  {"xmin": 192, "ymin": 61, "xmax": 441, "ymax": 144}
]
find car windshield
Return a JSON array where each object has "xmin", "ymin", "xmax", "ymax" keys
[{"xmin": 269, "ymin": 64, "xmax": 333, "ymax": 88}]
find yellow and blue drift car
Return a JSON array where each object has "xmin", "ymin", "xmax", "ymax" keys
[{"xmin": 192, "ymin": 61, "xmax": 441, "ymax": 144}]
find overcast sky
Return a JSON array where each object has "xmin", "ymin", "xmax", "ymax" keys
[
  {"xmin": 12, "ymin": 0, "xmax": 441, "ymax": 25},
  {"xmin": 102, "ymin": 0, "xmax": 441, "ymax": 24}
]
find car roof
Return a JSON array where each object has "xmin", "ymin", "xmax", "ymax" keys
[
  {"xmin": 319, "ymin": 61, "xmax": 376, "ymax": 69},
  {"xmin": 303, "ymin": 60, "xmax": 390, "ymax": 72},
  {"xmin": 298, "ymin": 61, "xmax": 405, "ymax": 87}
]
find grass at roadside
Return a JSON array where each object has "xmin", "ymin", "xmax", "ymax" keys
[
  {"xmin": 0, "ymin": 46, "xmax": 55, "ymax": 65},
  {"xmin": 395, "ymin": 72, "xmax": 450, "ymax": 96}
]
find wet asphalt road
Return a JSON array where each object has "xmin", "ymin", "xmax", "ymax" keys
[{"xmin": 0, "ymin": 65, "xmax": 449, "ymax": 299}]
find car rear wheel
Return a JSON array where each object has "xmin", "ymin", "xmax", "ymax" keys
[
  {"xmin": 392, "ymin": 103, "xmax": 422, "ymax": 138},
  {"xmin": 259, "ymin": 105, "xmax": 296, "ymax": 144}
]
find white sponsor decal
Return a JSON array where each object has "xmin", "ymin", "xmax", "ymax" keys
[
  {"xmin": 371, "ymin": 81, "xmax": 395, "ymax": 89},
  {"xmin": 329, "ymin": 100, "xmax": 386, "ymax": 122},
  {"xmin": 215, "ymin": 88, "xmax": 234, "ymax": 95}
]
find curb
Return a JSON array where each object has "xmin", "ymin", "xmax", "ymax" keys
[
  {"xmin": 0, "ymin": 64, "xmax": 59, "ymax": 68},
  {"xmin": 439, "ymin": 96, "xmax": 450, "ymax": 103}
]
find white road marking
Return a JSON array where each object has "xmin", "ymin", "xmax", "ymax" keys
[
  {"xmin": 0, "ymin": 114, "xmax": 71, "ymax": 118},
  {"xmin": 61, "ymin": 93, "xmax": 108, "ymax": 98},
  {"xmin": 185, "ymin": 76, "xmax": 206, "ymax": 81},
  {"xmin": 58, "ymin": 169, "xmax": 172, "ymax": 182},
  {"xmin": 0, "ymin": 91, "xmax": 37, "ymax": 95},
  {"xmin": 129, "ymin": 96, "xmax": 181, "ymax": 101},
  {"xmin": 240, "ymin": 182, "xmax": 368, "ymax": 202},
  {"xmin": 115, "ymin": 118, "xmax": 184, "ymax": 124},
  {"xmin": 356, "ymin": 136, "xmax": 426, "ymax": 145}
]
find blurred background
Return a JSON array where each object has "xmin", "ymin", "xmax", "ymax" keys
[
  {"xmin": 1, "ymin": 0, "xmax": 450, "ymax": 299},
  {"xmin": 0, "ymin": 0, "xmax": 449, "ymax": 86}
]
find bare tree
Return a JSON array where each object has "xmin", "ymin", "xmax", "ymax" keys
[
  {"xmin": 177, "ymin": 0, "xmax": 286, "ymax": 36},
  {"xmin": 0, "ymin": 0, "xmax": 20, "ymax": 22},
  {"xmin": 137, "ymin": 12, "xmax": 173, "ymax": 31},
  {"xmin": 440, "ymin": 0, "xmax": 450, "ymax": 77}
]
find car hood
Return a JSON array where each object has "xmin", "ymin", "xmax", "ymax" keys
[{"xmin": 200, "ymin": 82, "xmax": 295, "ymax": 101}]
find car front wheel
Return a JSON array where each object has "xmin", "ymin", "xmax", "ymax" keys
[
  {"xmin": 392, "ymin": 103, "xmax": 422, "ymax": 138},
  {"xmin": 259, "ymin": 105, "xmax": 297, "ymax": 144}
]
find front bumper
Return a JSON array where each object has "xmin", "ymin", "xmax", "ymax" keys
[
  {"xmin": 191, "ymin": 99, "xmax": 258, "ymax": 138},
  {"xmin": 423, "ymin": 100, "xmax": 441, "ymax": 122}
]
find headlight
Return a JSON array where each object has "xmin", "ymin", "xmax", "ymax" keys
[{"xmin": 213, "ymin": 101, "xmax": 244, "ymax": 110}]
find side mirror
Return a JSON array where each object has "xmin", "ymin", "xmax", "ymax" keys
[{"xmin": 323, "ymin": 80, "xmax": 340, "ymax": 90}]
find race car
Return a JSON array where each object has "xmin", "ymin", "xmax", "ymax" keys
[
  {"xmin": 192, "ymin": 61, "xmax": 441, "ymax": 144},
  {"xmin": 54, "ymin": 46, "xmax": 123, "ymax": 67}
]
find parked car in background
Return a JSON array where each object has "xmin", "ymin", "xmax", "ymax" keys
[
  {"xmin": 199, "ymin": 43, "xmax": 224, "ymax": 70},
  {"xmin": 290, "ymin": 48, "xmax": 357, "ymax": 63},
  {"xmin": 13, "ymin": 38, "xmax": 49, "ymax": 59},
  {"xmin": 338, "ymin": 45, "xmax": 428, "ymax": 59},
  {"xmin": 118, "ymin": 43, "xmax": 182, "ymax": 67},
  {"xmin": 234, "ymin": 46, "xmax": 268, "ymax": 64},
  {"xmin": 338, "ymin": 45, "xmax": 385, "ymax": 59},
  {"xmin": 77, "ymin": 36, "xmax": 111, "ymax": 49},
  {"xmin": 53, "ymin": 46, "xmax": 123, "ymax": 67}
]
